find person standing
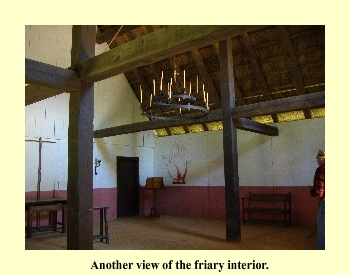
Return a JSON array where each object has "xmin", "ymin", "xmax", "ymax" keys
[{"xmin": 310, "ymin": 149, "xmax": 325, "ymax": 250}]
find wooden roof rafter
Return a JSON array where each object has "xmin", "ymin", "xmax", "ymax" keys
[
  {"xmin": 26, "ymin": 25, "xmax": 324, "ymax": 135},
  {"xmin": 241, "ymin": 32, "xmax": 279, "ymax": 123},
  {"xmin": 190, "ymin": 48, "xmax": 221, "ymax": 108},
  {"xmin": 212, "ymin": 42, "xmax": 247, "ymax": 108},
  {"xmin": 277, "ymin": 25, "xmax": 311, "ymax": 119},
  {"xmin": 96, "ymin": 25, "xmax": 142, "ymax": 45}
]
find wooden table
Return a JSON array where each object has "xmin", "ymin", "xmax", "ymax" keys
[{"xmin": 25, "ymin": 198, "xmax": 67, "ymax": 238}]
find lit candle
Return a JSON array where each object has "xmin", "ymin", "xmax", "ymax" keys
[
  {"xmin": 183, "ymin": 70, "xmax": 186, "ymax": 89},
  {"xmin": 170, "ymin": 78, "xmax": 172, "ymax": 98},
  {"xmin": 189, "ymin": 81, "xmax": 191, "ymax": 96},
  {"xmin": 153, "ymin": 79, "xmax": 155, "ymax": 95},
  {"xmin": 150, "ymin": 94, "xmax": 152, "ymax": 107},
  {"xmin": 140, "ymin": 85, "xmax": 142, "ymax": 104},
  {"xmin": 196, "ymin": 76, "xmax": 199, "ymax": 94},
  {"xmin": 203, "ymin": 84, "xmax": 205, "ymax": 102},
  {"xmin": 160, "ymin": 71, "xmax": 163, "ymax": 90},
  {"xmin": 206, "ymin": 93, "xmax": 209, "ymax": 109}
]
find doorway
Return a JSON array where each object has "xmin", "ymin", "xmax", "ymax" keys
[{"xmin": 117, "ymin": 156, "xmax": 140, "ymax": 218}]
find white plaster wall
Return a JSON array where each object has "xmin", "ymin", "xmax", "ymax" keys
[
  {"xmin": 93, "ymin": 43, "xmax": 154, "ymax": 189},
  {"xmin": 271, "ymin": 118, "xmax": 325, "ymax": 186},
  {"xmin": 238, "ymin": 130, "xmax": 274, "ymax": 187},
  {"xmin": 25, "ymin": 25, "xmax": 72, "ymax": 68},
  {"xmin": 153, "ymin": 131, "xmax": 223, "ymax": 186},
  {"xmin": 25, "ymin": 25, "xmax": 72, "ymax": 192},
  {"xmin": 25, "ymin": 26, "xmax": 155, "ymax": 192},
  {"xmin": 153, "ymin": 117, "xmax": 325, "ymax": 187}
]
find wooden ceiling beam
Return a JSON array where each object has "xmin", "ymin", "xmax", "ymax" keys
[
  {"xmin": 80, "ymin": 25, "xmax": 265, "ymax": 83},
  {"xmin": 25, "ymin": 58, "xmax": 82, "ymax": 105},
  {"xmin": 25, "ymin": 58, "xmax": 81, "ymax": 92},
  {"xmin": 230, "ymin": 91, "xmax": 324, "ymax": 119},
  {"xmin": 234, "ymin": 118, "xmax": 278, "ymax": 136},
  {"xmin": 94, "ymin": 109, "xmax": 223, "ymax": 137},
  {"xmin": 25, "ymin": 85, "xmax": 64, "ymax": 106},
  {"xmin": 93, "ymin": 91, "xmax": 324, "ymax": 138}
]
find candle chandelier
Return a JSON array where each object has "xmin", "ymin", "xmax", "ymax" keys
[{"xmin": 140, "ymin": 68, "xmax": 210, "ymax": 121}]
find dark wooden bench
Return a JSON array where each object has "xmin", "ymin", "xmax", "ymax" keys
[{"xmin": 241, "ymin": 192, "xmax": 291, "ymax": 226}]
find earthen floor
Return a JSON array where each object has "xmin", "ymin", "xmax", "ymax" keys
[{"xmin": 25, "ymin": 215, "xmax": 317, "ymax": 250}]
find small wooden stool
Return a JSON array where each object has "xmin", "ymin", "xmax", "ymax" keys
[{"xmin": 92, "ymin": 206, "xmax": 109, "ymax": 244}]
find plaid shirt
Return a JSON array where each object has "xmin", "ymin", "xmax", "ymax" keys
[{"xmin": 310, "ymin": 165, "xmax": 325, "ymax": 198}]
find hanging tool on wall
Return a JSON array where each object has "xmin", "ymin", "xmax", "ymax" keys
[{"xmin": 37, "ymin": 137, "xmax": 42, "ymax": 200}]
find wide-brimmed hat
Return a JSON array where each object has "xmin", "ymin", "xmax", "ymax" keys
[{"xmin": 317, "ymin": 149, "xmax": 325, "ymax": 158}]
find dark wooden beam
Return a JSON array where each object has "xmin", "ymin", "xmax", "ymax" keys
[
  {"xmin": 25, "ymin": 58, "xmax": 81, "ymax": 105},
  {"xmin": 234, "ymin": 118, "xmax": 278, "ymax": 136},
  {"xmin": 25, "ymin": 58, "xmax": 81, "ymax": 92},
  {"xmin": 231, "ymin": 91, "xmax": 324, "ymax": 119},
  {"xmin": 94, "ymin": 110, "xmax": 278, "ymax": 137},
  {"xmin": 219, "ymin": 38, "xmax": 241, "ymax": 242},
  {"xmin": 80, "ymin": 25, "xmax": 265, "ymax": 83},
  {"xmin": 201, "ymin": 122, "xmax": 209, "ymax": 132},
  {"xmin": 25, "ymin": 84, "xmax": 64, "ymax": 106},
  {"xmin": 182, "ymin": 125, "xmax": 191, "ymax": 134},
  {"xmin": 93, "ymin": 91, "xmax": 324, "ymax": 138},
  {"xmin": 94, "ymin": 109, "xmax": 222, "ymax": 138},
  {"xmin": 165, "ymin": 127, "xmax": 172, "ymax": 136},
  {"xmin": 67, "ymin": 25, "xmax": 96, "ymax": 250}
]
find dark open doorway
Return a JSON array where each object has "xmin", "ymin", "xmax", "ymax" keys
[{"xmin": 116, "ymin": 156, "xmax": 140, "ymax": 218}]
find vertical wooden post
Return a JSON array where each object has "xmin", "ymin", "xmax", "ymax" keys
[
  {"xmin": 67, "ymin": 25, "xmax": 96, "ymax": 250},
  {"xmin": 219, "ymin": 38, "xmax": 241, "ymax": 242}
]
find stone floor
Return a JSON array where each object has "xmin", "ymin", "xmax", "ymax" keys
[{"xmin": 25, "ymin": 215, "xmax": 317, "ymax": 250}]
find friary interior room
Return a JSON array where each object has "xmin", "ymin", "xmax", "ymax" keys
[{"xmin": 25, "ymin": 25, "xmax": 325, "ymax": 250}]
